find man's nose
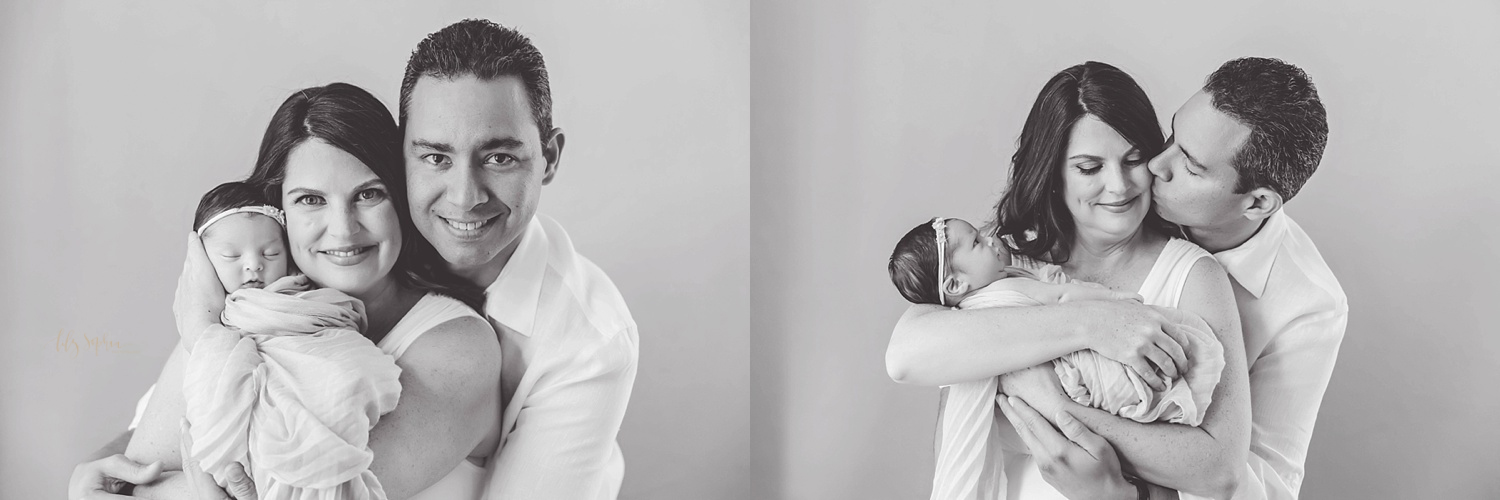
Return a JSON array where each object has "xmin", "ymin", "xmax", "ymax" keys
[
  {"xmin": 445, "ymin": 162, "xmax": 490, "ymax": 210},
  {"xmin": 1148, "ymin": 152, "xmax": 1172, "ymax": 181}
]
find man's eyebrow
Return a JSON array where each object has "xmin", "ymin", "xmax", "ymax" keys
[
  {"xmin": 410, "ymin": 140, "xmax": 454, "ymax": 153},
  {"xmin": 478, "ymin": 137, "xmax": 526, "ymax": 151}
]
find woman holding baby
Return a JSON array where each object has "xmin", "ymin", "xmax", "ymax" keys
[
  {"xmin": 887, "ymin": 62, "xmax": 1251, "ymax": 499},
  {"xmin": 69, "ymin": 83, "xmax": 502, "ymax": 500}
]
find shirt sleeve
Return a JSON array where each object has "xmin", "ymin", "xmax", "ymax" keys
[
  {"xmin": 1180, "ymin": 305, "xmax": 1348, "ymax": 500},
  {"xmin": 485, "ymin": 325, "xmax": 639, "ymax": 500}
]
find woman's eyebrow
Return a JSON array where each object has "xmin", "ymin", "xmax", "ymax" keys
[{"xmin": 1068, "ymin": 154, "xmax": 1102, "ymax": 161}]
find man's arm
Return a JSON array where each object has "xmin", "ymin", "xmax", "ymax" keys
[
  {"xmin": 1218, "ymin": 307, "xmax": 1347, "ymax": 500},
  {"xmin": 888, "ymin": 300, "xmax": 1186, "ymax": 390},
  {"xmin": 486, "ymin": 326, "xmax": 638, "ymax": 499}
]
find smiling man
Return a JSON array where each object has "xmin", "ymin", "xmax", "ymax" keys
[{"xmin": 399, "ymin": 19, "xmax": 638, "ymax": 499}]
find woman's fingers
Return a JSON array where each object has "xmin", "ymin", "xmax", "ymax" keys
[
  {"xmin": 1128, "ymin": 356, "xmax": 1166, "ymax": 392},
  {"xmin": 1143, "ymin": 344, "xmax": 1177, "ymax": 382}
]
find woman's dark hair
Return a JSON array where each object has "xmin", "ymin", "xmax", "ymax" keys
[
  {"xmin": 192, "ymin": 181, "xmax": 274, "ymax": 232},
  {"xmin": 992, "ymin": 61, "xmax": 1174, "ymax": 264},
  {"xmin": 244, "ymin": 82, "xmax": 486, "ymax": 312},
  {"xmin": 888, "ymin": 219, "xmax": 944, "ymax": 305}
]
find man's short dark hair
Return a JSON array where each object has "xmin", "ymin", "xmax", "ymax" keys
[
  {"xmin": 1203, "ymin": 57, "xmax": 1328, "ymax": 202},
  {"xmin": 399, "ymin": 19, "xmax": 553, "ymax": 139}
]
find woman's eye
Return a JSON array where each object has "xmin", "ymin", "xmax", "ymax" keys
[
  {"xmin": 357, "ymin": 188, "xmax": 387, "ymax": 202},
  {"xmin": 294, "ymin": 194, "xmax": 325, "ymax": 206},
  {"xmin": 1077, "ymin": 164, "xmax": 1102, "ymax": 175}
]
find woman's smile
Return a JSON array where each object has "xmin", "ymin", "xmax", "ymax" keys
[
  {"xmin": 1095, "ymin": 195, "xmax": 1140, "ymax": 213},
  {"xmin": 318, "ymin": 244, "xmax": 378, "ymax": 266}
]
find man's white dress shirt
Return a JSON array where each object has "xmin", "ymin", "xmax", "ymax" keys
[
  {"xmin": 481, "ymin": 214, "xmax": 639, "ymax": 500},
  {"xmin": 1183, "ymin": 210, "xmax": 1348, "ymax": 500}
]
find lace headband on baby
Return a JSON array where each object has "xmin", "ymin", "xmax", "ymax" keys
[
  {"xmin": 197, "ymin": 206, "xmax": 286, "ymax": 234},
  {"xmin": 931, "ymin": 217, "xmax": 950, "ymax": 306}
]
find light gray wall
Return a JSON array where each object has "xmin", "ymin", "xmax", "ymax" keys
[
  {"xmin": 750, "ymin": 1, "xmax": 1500, "ymax": 499},
  {"xmin": 0, "ymin": 2, "xmax": 748, "ymax": 499}
]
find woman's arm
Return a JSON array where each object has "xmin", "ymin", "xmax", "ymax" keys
[
  {"xmin": 367, "ymin": 315, "xmax": 503, "ymax": 500},
  {"xmin": 125, "ymin": 342, "xmax": 189, "ymax": 469},
  {"xmin": 1018, "ymin": 258, "xmax": 1251, "ymax": 498},
  {"xmin": 887, "ymin": 300, "xmax": 1186, "ymax": 389}
]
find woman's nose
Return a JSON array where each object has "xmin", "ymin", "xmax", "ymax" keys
[{"xmin": 325, "ymin": 203, "xmax": 361, "ymax": 238}]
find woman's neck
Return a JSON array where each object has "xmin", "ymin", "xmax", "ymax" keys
[
  {"xmin": 348, "ymin": 277, "xmax": 420, "ymax": 344},
  {"xmin": 1062, "ymin": 226, "xmax": 1157, "ymax": 282}
]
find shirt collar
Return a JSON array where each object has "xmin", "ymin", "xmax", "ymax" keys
[
  {"xmin": 484, "ymin": 216, "xmax": 548, "ymax": 336},
  {"xmin": 1211, "ymin": 210, "xmax": 1288, "ymax": 299}
]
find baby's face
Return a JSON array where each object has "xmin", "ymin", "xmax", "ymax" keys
[
  {"xmin": 200, "ymin": 213, "xmax": 289, "ymax": 292},
  {"xmin": 944, "ymin": 219, "xmax": 1012, "ymax": 288}
]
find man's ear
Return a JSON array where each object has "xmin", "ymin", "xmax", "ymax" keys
[
  {"xmin": 1242, "ymin": 186, "xmax": 1283, "ymax": 222},
  {"xmin": 541, "ymin": 127, "xmax": 565, "ymax": 185},
  {"xmin": 942, "ymin": 275, "xmax": 970, "ymax": 301}
]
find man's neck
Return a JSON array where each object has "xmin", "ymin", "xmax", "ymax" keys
[
  {"xmin": 454, "ymin": 237, "xmax": 522, "ymax": 288},
  {"xmin": 1186, "ymin": 216, "xmax": 1267, "ymax": 253}
]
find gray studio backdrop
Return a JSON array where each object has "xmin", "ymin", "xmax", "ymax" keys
[
  {"xmin": 0, "ymin": 1, "xmax": 748, "ymax": 499},
  {"xmin": 750, "ymin": 0, "xmax": 1499, "ymax": 499}
]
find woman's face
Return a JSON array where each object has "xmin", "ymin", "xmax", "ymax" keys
[
  {"xmin": 280, "ymin": 139, "xmax": 403, "ymax": 297},
  {"xmin": 1058, "ymin": 114, "xmax": 1152, "ymax": 241}
]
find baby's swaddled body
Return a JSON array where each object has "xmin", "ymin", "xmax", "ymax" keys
[
  {"xmin": 932, "ymin": 262, "xmax": 1225, "ymax": 500},
  {"xmin": 183, "ymin": 276, "xmax": 401, "ymax": 500},
  {"xmin": 958, "ymin": 265, "xmax": 1224, "ymax": 426}
]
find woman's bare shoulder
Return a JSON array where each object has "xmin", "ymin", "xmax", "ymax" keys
[{"xmin": 398, "ymin": 315, "xmax": 501, "ymax": 386}]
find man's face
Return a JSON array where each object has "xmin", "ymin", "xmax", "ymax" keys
[
  {"xmin": 1147, "ymin": 90, "xmax": 1254, "ymax": 229},
  {"xmin": 404, "ymin": 75, "xmax": 559, "ymax": 277}
]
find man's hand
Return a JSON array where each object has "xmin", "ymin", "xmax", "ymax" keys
[
  {"xmin": 998, "ymin": 395, "xmax": 1136, "ymax": 500},
  {"xmin": 69, "ymin": 455, "xmax": 163, "ymax": 499},
  {"xmin": 181, "ymin": 419, "xmax": 256, "ymax": 500},
  {"xmin": 173, "ymin": 232, "xmax": 225, "ymax": 351},
  {"xmin": 1077, "ymin": 301, "xmax": 1187, "ymax": 391}
]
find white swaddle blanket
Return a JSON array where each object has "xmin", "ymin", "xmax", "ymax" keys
[
  {"xmin": 183, "ymin": 276, "xmax": 401, "ymax": 500},
  {"xmin": 931, "ymin": 261, "xmax": 1224, "ymax": 500}
]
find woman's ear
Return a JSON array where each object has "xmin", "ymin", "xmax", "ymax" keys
[{"xmin": 1242, "ymin": 187, "xmax": 1283, "ymax": 222}]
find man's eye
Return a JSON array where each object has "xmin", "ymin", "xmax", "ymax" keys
[
  {"xmin": 294, "ymin": 195, "xmax": 325, "ymax": 206},
  {"xmin": 485, "ymin": 153, "xmax": 517, "ymax": 166},
  {"xmin": 422, "ymin": 153, "xmax": 450, "ymax": 166}
]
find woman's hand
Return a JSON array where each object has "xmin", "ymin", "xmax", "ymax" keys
[
  {"xmin": 1078, "ymin": 301, "xmax": 1188, "ymax": 392},
  {"xmin": 69, "ymin": 455, "xmax": 163, "ymax": 499},
  {"xmin": 173, "ymin": 232, "xmax": 225, "ymax": 351},
  {"xmin": 998, "ymin": 396, "xmax": 1137, "ymax": 500}
]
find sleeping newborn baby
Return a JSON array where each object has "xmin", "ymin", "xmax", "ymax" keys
[
  {"xmin": 128, "ymin": 181, "xmax": 400, "ymax": 499},
  {"xmin": 887, "ymin": 217, "xmax": 1225, "ymax": 500}
]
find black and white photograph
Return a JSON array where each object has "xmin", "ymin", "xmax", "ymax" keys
[{"xmin": 4, "ymin": 1, "xmax": 1497, "ymax": 499}]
